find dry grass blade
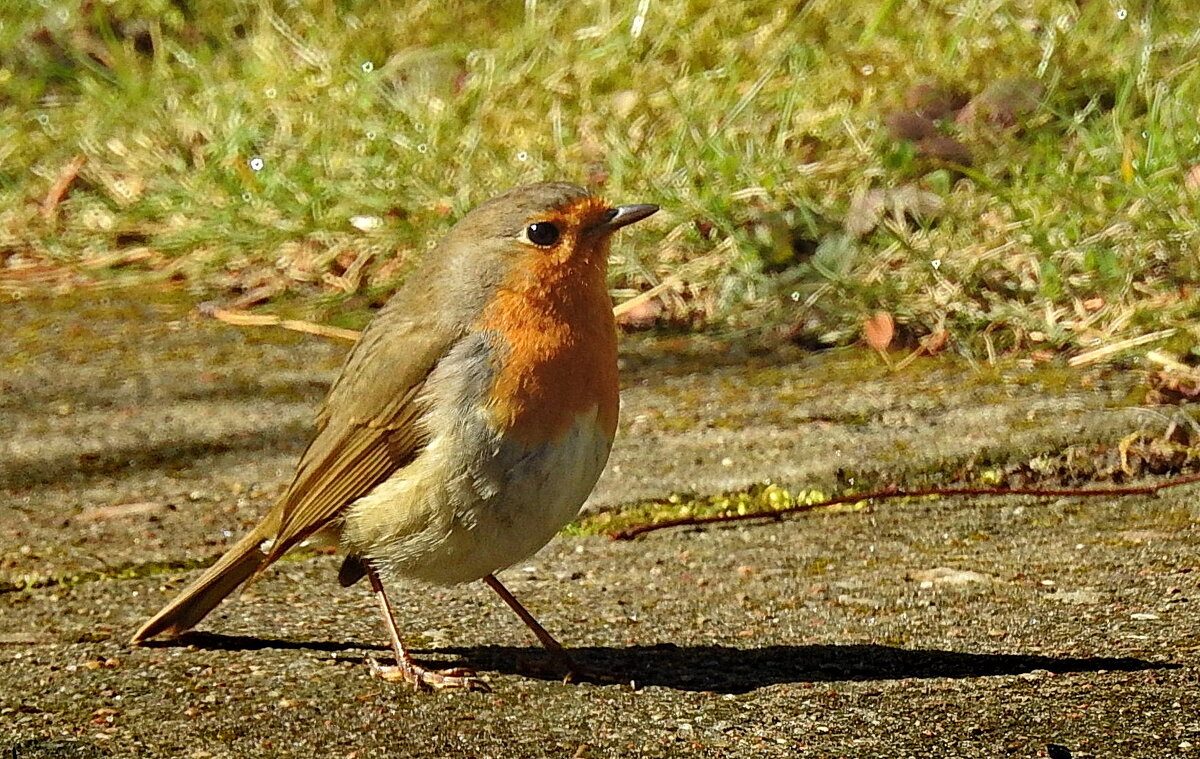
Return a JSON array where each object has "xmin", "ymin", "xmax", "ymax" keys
[
  {"xmin": 1145, "ymin": 349, "xmax": 1198, "ymax": 376},
  {"xmin": 210, "ymin": 308, "xmax": 361, "ymax": 343},
  {"xmin": 1067, "ymin": 329, "xmax": 1177, "ymax": 367},
  {"xmin": 612, "ymin": 278, "xmax": 679, "ymax": 319},
  {"xmin": 214, "ymin": 287, "xmax": 682, "ymax": 344}
]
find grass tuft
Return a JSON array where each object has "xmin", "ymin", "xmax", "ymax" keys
[{"xmin": 2, "ymin": 1, "xmax": 1199, "ymax": 356}]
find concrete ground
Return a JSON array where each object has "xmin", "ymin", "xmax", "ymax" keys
[{"xmin": 2, "ymin": 290, "xmax": 1197, "ymax": 758}]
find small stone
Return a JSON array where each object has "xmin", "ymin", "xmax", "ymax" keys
[
  {"xmin": 611, "ymin": 90, "xmax": 640, "ymax": 118},
  {"xmin": 910, "ymin": 567, "xmax": 995, "ymax": 586},
  {"xmin": 1051, "ymin": 588, "xmax": 1103, "ymax": 605},
  {"xmin": 349, "ymin": 215, "xmax": 383, "ymax": 232},
  {"xmin": 1017, "ymin": 669, "xmax": 1050, "ymax": 681},
  {"xmin": 837, "ymin": 594, "xmax": 885, "ymax": 609}
]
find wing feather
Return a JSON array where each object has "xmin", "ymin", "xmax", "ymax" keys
[{"xmin": 260, "ymin": 288, "xmax": 462, "ymax": 565}]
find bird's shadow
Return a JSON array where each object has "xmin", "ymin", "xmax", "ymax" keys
[{"xmin": 158, "ymin": 633, "xmax": 1175, "ymax": 694}]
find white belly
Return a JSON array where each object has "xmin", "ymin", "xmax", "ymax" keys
[{"xmin": 339, "ymin": 407, "xmax": 613, "ymax": 585}]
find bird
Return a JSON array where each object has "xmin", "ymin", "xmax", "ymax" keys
[{"xmin": 131, "ymin": 182, "xmax": 658, "ymax": 691}]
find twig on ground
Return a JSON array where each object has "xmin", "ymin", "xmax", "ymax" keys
[
  {"xmin": 209, "ymin": 307, "xmax": 361, "ymax": 343},
  {"xmin": 606, "ymin": 472, "xmax": 1200, "ymax": 540},
  {"xmin": 41, "ymin": 154, "xmax": 87, "ymax": 220}
]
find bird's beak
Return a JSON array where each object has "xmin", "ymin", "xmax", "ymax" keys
[{"xmin": 599, "ymin": 203, "xmax": 659, "ymax": 232}]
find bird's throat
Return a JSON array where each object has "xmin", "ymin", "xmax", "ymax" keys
[{"xmin": 477, "ymin": 249, "xmax": 619, "ymax": 446}]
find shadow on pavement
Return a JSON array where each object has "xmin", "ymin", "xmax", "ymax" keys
[
  {"xmin": 0, "ymin": 421, "xmax": 311, "ymax": 490},
  {"xmin": 155, "ymin": 631, "xmax": 387, "ymax": 654},
  {"xmin": 160, "ymin": 634, "xmax": 1176, "ymax": 694}
]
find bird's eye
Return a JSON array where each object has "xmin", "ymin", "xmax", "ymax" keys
[{"xmin": 524, "ymin": 222, "xmax": 561, "ymax": 247}]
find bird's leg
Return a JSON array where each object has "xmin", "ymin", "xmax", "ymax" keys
[
  {"xmin": 482, "ymin": 573, "xmax": 598, "ymax": 683},
  {"xmin": 367, "ymin": 566, "xmax": 489, "ymax": 691}
]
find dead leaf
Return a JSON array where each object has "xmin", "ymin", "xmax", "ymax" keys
[
  {"xmin": 895, "ymin": 328, "xmax": 951, "ymax": 370},
  {"xmin": 1146, "ymin": 363, "xmax": 1200, "ymax": 405},
  {"xmin": 864, "ymin": 311, "xmax": 895, "ymax": 352},
  {"xmin": 904, "ymin": 82, "xmax": 969, "ymax": 120},
  {"xmin": 845, "ymin": 186, "xmax": 945, "ymax": 237},
  {"xmin": 920, "ymin": 329, "xmax": 949, "ymax": 355},
  {"xmin": 885, "ymin": 111, "xmax": 937, "ymax": 141},
  {"xmin": 1184, "ymin": 164, "xmax": 1200, "ymax": 193},
  {"xmin": 615, "ymin": 297, "xmax": 662, "ymax": 331},
  {"xmin": 956, "ymin": 77, "xmax": 1043, "ymax": 128},
  {"xmin": 226, "ymin": 282, "xmax": 286, "ymax": 311},
  {"xmin": 916, "ymin": 135, "xmax": 972, "ymax": 166}
]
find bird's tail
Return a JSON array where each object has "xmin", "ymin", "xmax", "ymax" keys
[{"xmin": 130, "ymin": 521, "xmax": 275, "ymax": 644}]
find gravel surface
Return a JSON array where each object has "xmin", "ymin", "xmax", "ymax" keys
[{"xmin": 2, "ymin": 291, "xmax": 1197, "ymax": 758}]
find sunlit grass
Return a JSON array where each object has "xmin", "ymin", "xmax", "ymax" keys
[{"xmin": 2, "ymin": 0, "xmax": 1199, "ymax": 357}]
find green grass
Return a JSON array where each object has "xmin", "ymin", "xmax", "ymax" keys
[{"xmin": 2, "ymin": 0, "xmax": 1199, "ymax": 357}]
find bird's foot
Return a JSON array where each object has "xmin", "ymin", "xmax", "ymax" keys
[{"xmin": 368, "ymin": 657, "xmax": 491, "ymax": 692}]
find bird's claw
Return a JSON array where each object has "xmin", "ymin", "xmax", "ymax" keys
[{"xmin": 368, "ymin": 657, "xmax": 491, "ymax": 692}]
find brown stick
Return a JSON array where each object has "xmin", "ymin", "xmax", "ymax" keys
[
  {"xmin": 41, "ymin": 154, "xmax": 87, "ymax": 220},
  {"xmin": 606, "ymin": 472, "xmax": 1200, "ymax": 541}
]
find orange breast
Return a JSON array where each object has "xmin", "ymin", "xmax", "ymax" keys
[{"xmin": 477, "ymin": 243, "xmax": 619, "ymax": 447}]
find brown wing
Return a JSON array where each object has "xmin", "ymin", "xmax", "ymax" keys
[{"xmin": 260, "ymin": 291, "xmax": 462, "ymax": 566}]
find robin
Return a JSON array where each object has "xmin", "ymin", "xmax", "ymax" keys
[{"xmin": 131, "ymin": 182, "xmax": 658, "ymax": 690}]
